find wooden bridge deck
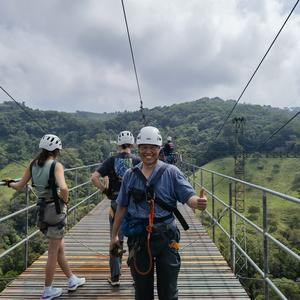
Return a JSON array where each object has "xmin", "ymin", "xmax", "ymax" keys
[{"xmin": 0, "ymin": 199, "xmax": 249, "ymax": 299}]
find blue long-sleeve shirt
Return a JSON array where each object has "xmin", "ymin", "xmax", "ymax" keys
[{"xmin": 116, "ymin": 160, "xmax": 195, "ymax": 223}]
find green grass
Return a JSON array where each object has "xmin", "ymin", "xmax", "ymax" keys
[
  {"xmin": 0, "ymin": 161, "xmax": 29, "ymax": 200},
  {"xmin": 190, "ymin": 156, "xmax": 300, "ymax": 251}
]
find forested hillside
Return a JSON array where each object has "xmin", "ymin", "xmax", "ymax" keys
[
  {"xmin": 0, "ymin": 98, "xmax": 300, "ymax": 297},
  {"xmin": 1, "ymin": 97, "xmax": 300, "ymax": 169}
]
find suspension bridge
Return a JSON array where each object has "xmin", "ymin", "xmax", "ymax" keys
[
  {"xmin": 0, "ymin": 0, "xmax": 300, "ymax": 299},
  {"xmin": 0, "ymin": 162, "xmax": 299, "ymax": 299}
]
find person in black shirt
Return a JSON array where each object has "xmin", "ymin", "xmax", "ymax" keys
[
  {"xmin": 163, "ymin": 136, "xmax": 176, "ymax": 164},
  {"xmin": 91, "ymin": 131, "xmax": 140, "ymax": 286}
]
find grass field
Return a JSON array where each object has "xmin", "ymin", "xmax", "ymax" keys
[
  {"xmin": 0, "ymin": 161, "xmax": 29, "ymax": 202},
  {"xmin": 186, "ymin": 156, "xmax": 300, "ymax": 252}
]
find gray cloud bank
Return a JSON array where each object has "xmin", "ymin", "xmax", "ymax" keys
[{"xmin": 0, "ymin": 0, "xmax": 299, "ymax": 113}]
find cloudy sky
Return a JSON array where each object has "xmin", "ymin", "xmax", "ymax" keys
[{"xmin": 0, "ymin": 0, "xmax": 299, "ymax": 113}]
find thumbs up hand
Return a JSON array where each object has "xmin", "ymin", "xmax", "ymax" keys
[
  {"xmin": 187, "ymin": 189, "xmax": 207, "ymax": 211},
  {"xmin": 196, "ymin": 189, "xmax": 207, "ymax": 211}
]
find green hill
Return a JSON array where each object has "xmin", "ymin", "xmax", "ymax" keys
[
  {"xmin": 1, "ymin": 95, "xmax": 300, "ymax": 298},
  {"xmin": 1, "ymin": 98, "xmax": 300, "ymax": 169},
  {"xmin": 195, "ymin": 156, "xmax": 300, "ymax": 298},
  {"xmin": 74, "ymin": 110, "xmax": 120, "ymax": 121},
  {"xmin": 201, "ymin": 156, "xmax": 300, "ymax": 231},
  {"xmin": 204, "ymin": 156, "xmax": 300, "ymax": 197}
]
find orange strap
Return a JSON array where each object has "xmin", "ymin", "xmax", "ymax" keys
[
  {"xmin": 146, "ymin": 199, "xmax": 155, "ymax": 233},
  {"xmin": 134, "ymin": 199, "xmax": 155, "ymax": 276}
]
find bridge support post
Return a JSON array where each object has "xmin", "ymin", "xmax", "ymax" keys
[
  {"xmin": 212, "ymin": 173, "xmax": 215, "ymax": 243},
  {"xmin": 88, "ymin": 166, "xmax": 91, "ymax": 209},
  {"xmin": 263, "ymin": 191, "xmax": 269, "ymax": 300},
  {"xmin": 74, "ymin": 169, "xmax": 78, "ymax": 224},
  {"xmin": 229, "ymin": 182, "xmax": 234, "ymax": 272},
  {"xmin": 25, "ymin": 184, "xmax": 29, "ymax": 269},
  {"xmin": 192, "ymin": 165, "xmax": 195, "ymax": 189},
  {"xmin": 200, "ymin": 169, "xmax": 203, "ymax": 188}
]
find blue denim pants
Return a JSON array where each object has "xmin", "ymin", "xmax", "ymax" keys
[{"xmin": 109, "ymin": 212, "xmax": 124, "ymax": 277}]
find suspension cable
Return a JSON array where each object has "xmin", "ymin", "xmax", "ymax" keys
[
  {"xmin": 0, "ymin": 86, "xmax": 47, "ymax": 133},
  {"xmin": 180, "ymin": 207, "xmax": 229, "ymax": 252},
  {"xmin": 213, "ymin": 0, "xmax": 299, "ymax": 140},
  {"xmin": 0, "ymin": 86, "xmax": 81, "ymax": 167},
  {"xmin": 253, "ymin": 110, "xmax": 300, "ymax": 152},
  {"xmin": 68, "ymin": 233, "xmax": 109, "ymax": 258},
  {"xmin": 0, "ymin": 151, "xmax": 28, "ymax": 168},
  {"xmin": 121, "ymin": 0, "xmax": 146, "ymax": 125}
]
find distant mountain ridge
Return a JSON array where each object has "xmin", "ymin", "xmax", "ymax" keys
[
  {"xmin": 75, "ymin": 110, "xmax": 120, "ymax": 121},
  {"xmin": 0, "ymin": 97, "xmax": 300, "ymax": 167}
]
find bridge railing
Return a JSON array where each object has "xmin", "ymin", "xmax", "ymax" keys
[
  {"xmin": 0, "ymin": 163, "xmax": 100, "ymax": 286},
  {"xmin": 181, "ymin": 161, "xmax": 300, "ymax": 300}
]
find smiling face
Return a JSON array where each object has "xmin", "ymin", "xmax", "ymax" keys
[{"xmin": 138, "ymin": 144, "xmax": 160, "ymax": 167}]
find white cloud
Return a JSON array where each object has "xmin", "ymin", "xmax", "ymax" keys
[{"xmin": 0, "ymin": 0, "xmax": 299, "ymax": 112}]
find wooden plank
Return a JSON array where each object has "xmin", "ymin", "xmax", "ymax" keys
[{"xmin": 0, "ymin": 199, "xmax": 249, "ymax": 299}]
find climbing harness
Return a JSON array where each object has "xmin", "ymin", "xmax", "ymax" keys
[
  {"xmin": 125, "ymin": 164, "xmax": 188, "ymax": 276},
  {"xmin": 132, "ymin": 197, "xmax": 155, "ymax": 276},
  {"xmin": 35, "ymin": 161, "xmax": 66, "ymax": 233},
  {"xmin": 129, "ymin": 164, "xmax": 189, "ymax": 231}
]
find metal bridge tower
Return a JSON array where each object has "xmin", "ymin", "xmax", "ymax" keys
[{"xmin": 232, "ymin": 117, "xmax": 247, "ymax": 274}]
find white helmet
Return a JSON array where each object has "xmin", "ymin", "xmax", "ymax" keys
[
  {"xmin": 39, "ymin": 134, "xmax": 62, "ymax": 151},
  {"xmin": 117, "ymin": 131, "xmax": 134, "ymax": 145},
  {"xmin": 167, "ymin": 136, "xmax": 172, "ymax": 142},
  {"xmin": 136, "ymin": 126, "xmax": 162, "ymax": 146}
]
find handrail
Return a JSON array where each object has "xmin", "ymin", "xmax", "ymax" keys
[
  {"xmin": 184, "ymin": 163, "xmax": 300, "ymax": 205},
  {"xmin": 181, "ymin": 161, "xmax": 300, "ymax": 300},
  {"xmin": 0, "ymin": 164, "xmax": 101, "ymax": 274},
  {"xmin": 0, "ymin": 203, "xmax": 36, "ymax": 223},
  {"xmin": 64, "ymin": 163, "xmax": 99, "ymax": 172}
]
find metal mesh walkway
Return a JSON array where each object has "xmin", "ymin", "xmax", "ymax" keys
[{"xmin": 0, "ymin": 199, "xmax": 249, "ymax": 299}]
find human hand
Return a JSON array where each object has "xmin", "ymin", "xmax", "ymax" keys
[
  {"xmin": 196, "ymin": 189, "xmax": 207, "ymax": 211},
  {"xmin": 2, "ymin": 178, "xmax": 16, "ymax": 187},
  {"xmin": 109, "ymin": 237, "xmax": 125, "ymax": 257}
]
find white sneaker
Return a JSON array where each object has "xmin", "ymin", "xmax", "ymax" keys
[
  {"xmin": 40, "ymin": 287, "xmax": 62, "ymax": 300},
  {"xmin": 68, "ymin": 275, "xmax": 86, "ymax": 291}
]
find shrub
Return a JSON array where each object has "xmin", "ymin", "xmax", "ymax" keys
[
  {"xmin": 248, "ymin": 214, "xmax": 258, "ymax": 222},
  {"xmin": 291, "ymin": 173, "xmax": 300, "ymax": 192},
  {"xmin": 248, "ymin": 206, "xmax": 260, "ymax": 214}
]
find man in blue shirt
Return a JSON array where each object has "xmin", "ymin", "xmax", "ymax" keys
[{"xmin": 110, "ymin": 126, "xmax": 207, "ymax": 300}]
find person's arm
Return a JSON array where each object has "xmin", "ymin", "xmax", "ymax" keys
[
  {"xmin": 54, "ymin": 162, "xmax": 69, "ymax": 203},
  {"xmin": 186, "ymin": 194, "xmax": 207, "ymax": 211},
  {"xmin": 110, "ymin": 206, "xmax": 127, "ymax": 249},
  {"xmin": 9, "ymin": 167, "xmax": 31, "ymax": 190},
  {"xmin": 90, "ymin": 171, "xmax": 107, "ymax": 192}
]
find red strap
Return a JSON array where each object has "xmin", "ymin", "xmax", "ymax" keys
[{"xmin": 146, "ymin": 199, "xmax": 155, "ymax": 233}]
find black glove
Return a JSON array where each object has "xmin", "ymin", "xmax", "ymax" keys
[
  {"xmin": 2, "ymin": 178, "xmax": 16, "ymax": 187},
  {"xmin": 110, "ymin": 243, "xmax": 126, "ymax": 258}
]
